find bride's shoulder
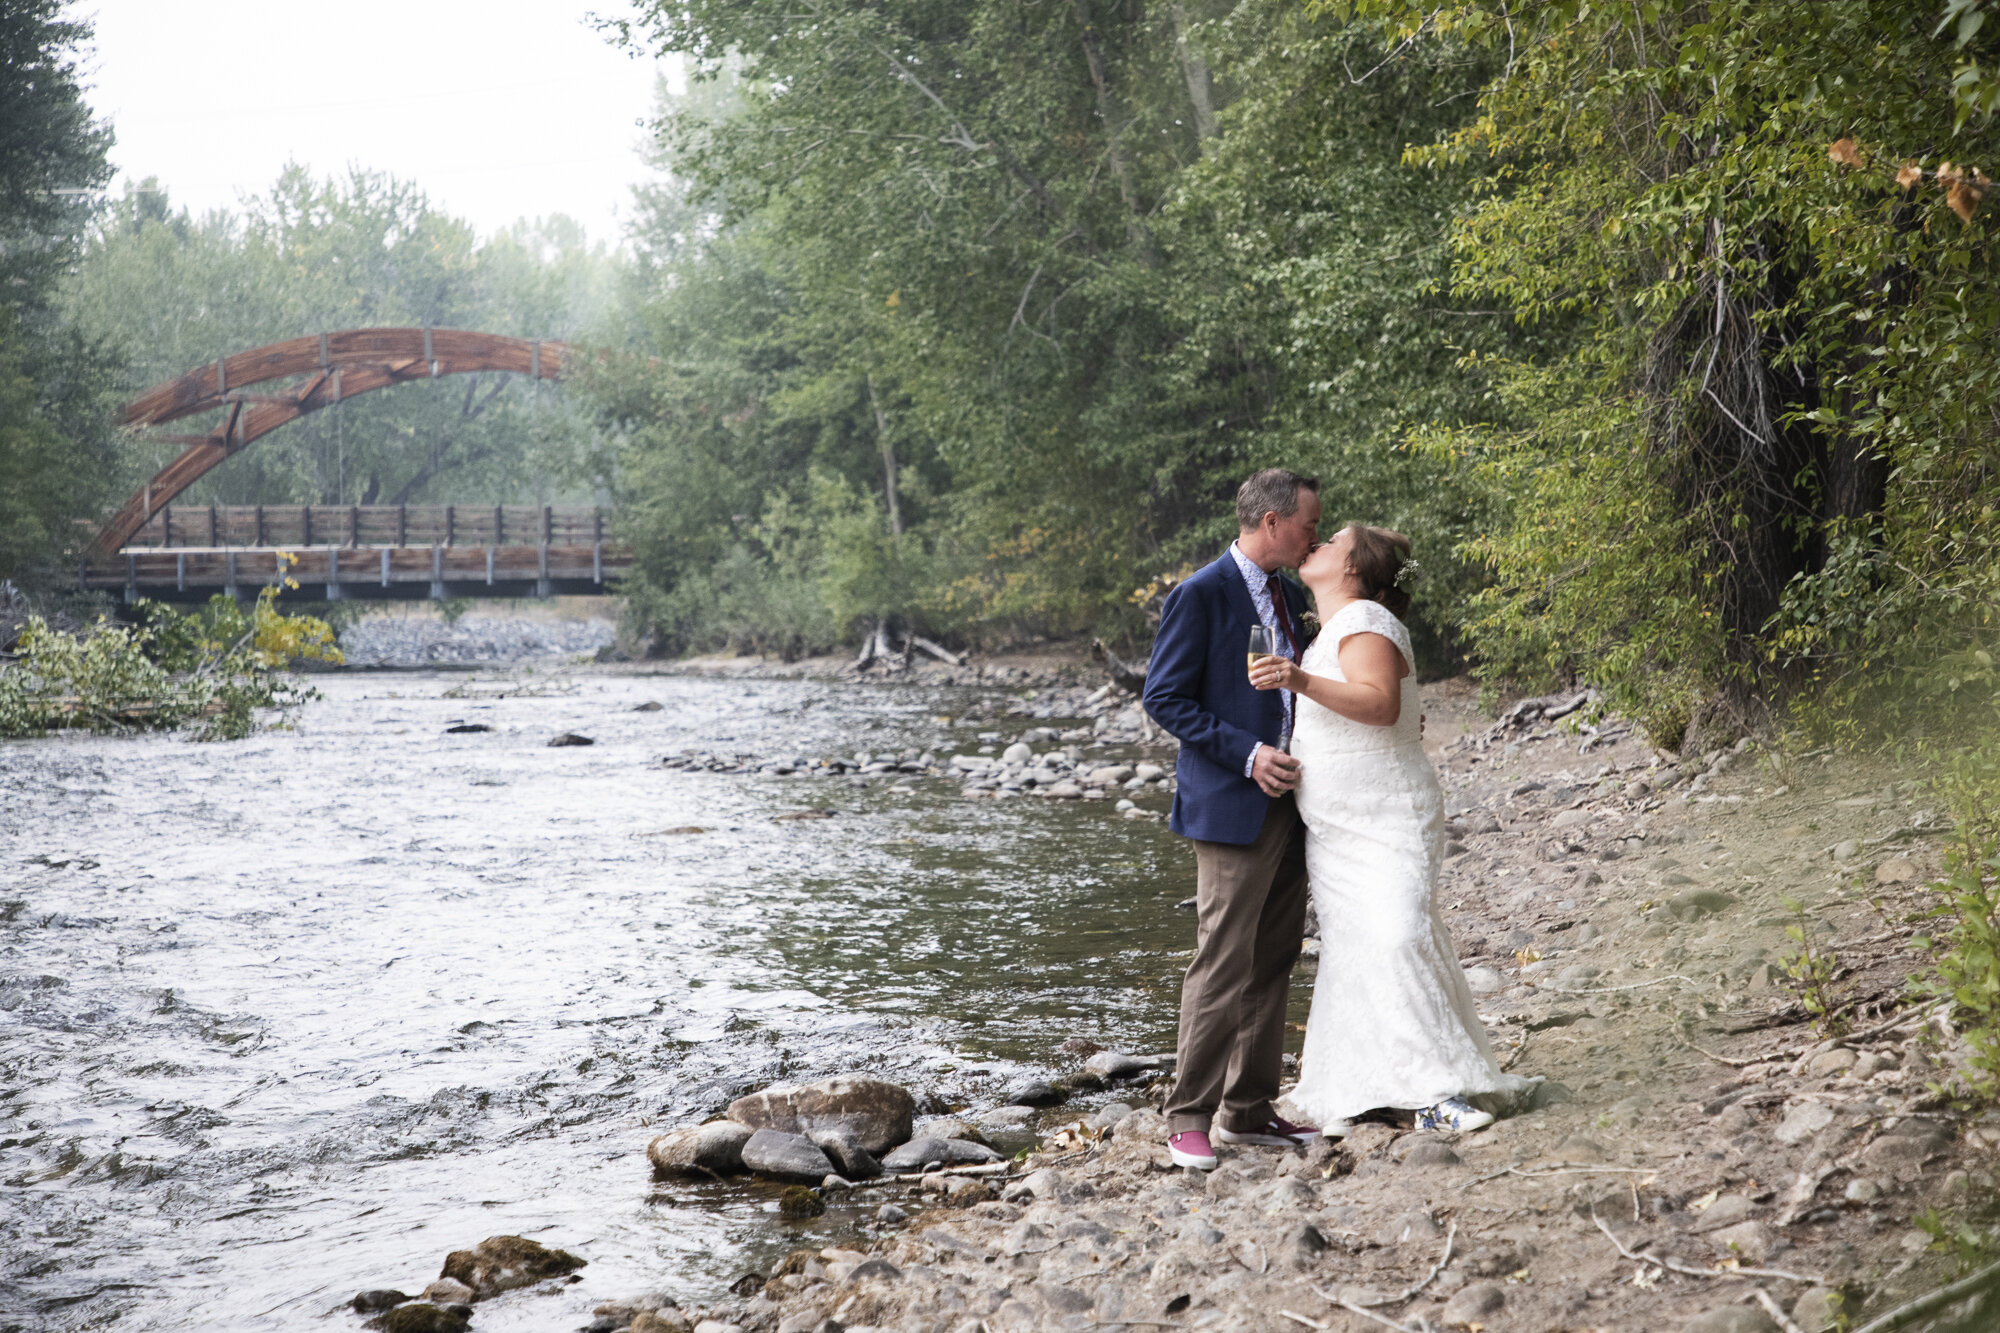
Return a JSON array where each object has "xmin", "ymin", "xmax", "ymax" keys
[{"xmin": 1326, "ymin": 599, "xmax": 1413, "ymax": 653}]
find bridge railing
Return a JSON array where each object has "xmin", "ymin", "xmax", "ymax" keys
[{"xmin": 121, "ymin": 503, "xmax": 614, "ymax": 550}]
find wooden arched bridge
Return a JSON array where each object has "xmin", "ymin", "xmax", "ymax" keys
[{"xmin": 80, "ymin": 327, "xmax": 633, "ymax": 603}]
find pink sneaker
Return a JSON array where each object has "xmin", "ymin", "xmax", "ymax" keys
[
  {"xmin": 1215, "ymin": 1115, "xmax": 1321, "ymax": 1147},
  {"xmin": 1168, "ymin": 1130, "xmax": 1219, "ymax": 1170}
]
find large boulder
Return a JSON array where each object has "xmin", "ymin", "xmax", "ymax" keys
[
  {"xmin": 727, "ymin": 1075, "xmax": 914, "ymax": 1154},
  {"xmin": 648, "ymin": 1121, "xmax": 755, "ymax": 1176},
  {"xmin": 880, "ymin": 1137, "xmax": 1003, "ymax": 1172},
  {"xmin": 740, "ymin": 1129, "xmax": 837, "ymax": 1182},
  {"xmin": 438, "ymin": 1235, "xmax": 586, "ymax": 1300}
]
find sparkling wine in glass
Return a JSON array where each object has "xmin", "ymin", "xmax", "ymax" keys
[{"xmin": 1247, "ymin": 624, "xmax": 1277, "ymax": 678}]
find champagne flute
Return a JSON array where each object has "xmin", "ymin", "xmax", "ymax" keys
[
  {"xmin": 1247, "ymin": 624, "xmax": 1277, "ymax": 679},
  {"xmin": 1249, "ymin": 625, "xmax": 1293, "ymax": 754}
]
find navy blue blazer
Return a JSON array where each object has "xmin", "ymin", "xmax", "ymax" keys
[{"xmin": 1141, "ymin": 550, "xmax": 1311, "ymax": 845}]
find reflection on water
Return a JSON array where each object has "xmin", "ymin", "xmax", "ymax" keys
[{"xmin": 0, "ymin": 670, "xmax": 1206, "ymax": 1331}]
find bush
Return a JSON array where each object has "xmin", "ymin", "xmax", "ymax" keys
[{"xmin": 0, "ymin": 589, "xmax": 341, "ymax": 741}]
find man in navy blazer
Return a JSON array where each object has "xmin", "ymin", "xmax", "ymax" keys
[{"xmin": 1142, "ymin": 468, "xmax": 1324, "ymax": 1170}]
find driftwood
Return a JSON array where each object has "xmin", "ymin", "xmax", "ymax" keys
[
  {"xmin": 1848, "ymin": 1256, "xmax": 2000, "ymax": 1333},
  {"xmin": 1092, "ymin": 637, "xmax": 1149, "ymax": 693},
  {"xmin": 908, "ymin": 634, "xmax": 964, "ymax": 666}
]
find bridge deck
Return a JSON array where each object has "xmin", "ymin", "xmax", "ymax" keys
[{"xmin": 81, "ymin": 505, "xmax": 632, "ymax": 603}]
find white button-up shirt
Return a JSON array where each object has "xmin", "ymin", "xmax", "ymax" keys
[{"xmin": 1229, "ymin": 542, "xmax": 1296, "ymax": 775}]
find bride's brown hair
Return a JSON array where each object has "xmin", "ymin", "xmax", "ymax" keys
[{"xmin": 1344, "ymin": 524, "xmax": 1413, "ymax": 618}]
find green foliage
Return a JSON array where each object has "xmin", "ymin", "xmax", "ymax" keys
[
  {"xmin": 0, "ymin": 3, "xmax": 123, "ymax": 584},
  {"xmin": 0, "ymin": 590, "xmax": 340, "ymax": 741},
  {"xmin": 1779, "ymin": 895, "xmax": 1851, "ymax": 1039},
  {"xmin": 595, "ymin": 2, "xmax": 1518, "ymax": 658}
]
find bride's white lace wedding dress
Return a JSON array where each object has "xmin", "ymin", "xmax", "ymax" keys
[{"xmin": 1287, "ymin": 598, "xmax": 1532, "ymax": 1123}]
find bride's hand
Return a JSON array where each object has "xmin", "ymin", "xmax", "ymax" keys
[{"xmin": 1249, "ymin": 656, "xmax": 1300, "ymax": 691}]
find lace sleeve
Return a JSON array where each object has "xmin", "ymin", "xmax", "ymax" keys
[{"xmin": 1331, "ymin": 600, "xmax": 1415, "ymax": 672}]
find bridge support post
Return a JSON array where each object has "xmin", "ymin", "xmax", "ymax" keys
[
  {"xmin": 225, "ymin": 549, "xmax": 239, "ymax": 601},
  {"xmin": 485, "ymin": 545, "xmax": 495, "ymax": 586},
  {"xmin": 380, "ymin": 547, "xmax": 390, "ymax": 588},
  {"xmin": 124, "ymin": 552, "xmax": 137, "ymax": 604},
  {"xmin": 176, "ymin": 552, "xmax": 186, "ymax": 593},
  {"xmin": 325, "ymin": 545, "xmax": 343, "ymax": 601},
  {"xmin": 429, "ymin": 542, "xmax": 446, "ymax": 600},
  {"xmin": 535, "ymin": 504, "xmax": 552, "ymax": 598}
]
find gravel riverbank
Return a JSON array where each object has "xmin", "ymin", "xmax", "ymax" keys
[{"xmin": 345, "ymin": 675, "xmax": 1997, "ymax": 1333}]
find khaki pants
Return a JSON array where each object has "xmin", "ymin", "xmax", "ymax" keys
[{"xmin": 1164, "ymin": 793, "xmax": 1310, "ymax": 1135}]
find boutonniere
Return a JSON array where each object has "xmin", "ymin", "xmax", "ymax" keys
[{"xmin": 1298, "ymin": 611, "xmax": 1321, "ymax": 643}]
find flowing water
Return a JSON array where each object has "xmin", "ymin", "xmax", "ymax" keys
[{"xmin": 0, "ymin": 669, "xmax": 1214, "ymax": 1331}]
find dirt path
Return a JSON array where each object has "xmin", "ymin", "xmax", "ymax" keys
[{"xmin": 614, "ymin": 683, "xmax": 1997, "ymax": 1333}]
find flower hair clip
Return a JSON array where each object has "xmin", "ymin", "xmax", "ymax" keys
[{"xmin": 1394, "ymin": 559, "xmax": 1423, "ymax": 589}]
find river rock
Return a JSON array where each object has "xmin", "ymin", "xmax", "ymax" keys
[
  {"xmin": 1875, "ymin": 857, "xmax": 1918, "ymax": 884},
  {"xmin": 648, "ymin": 1121, "xmax": 755, "ymax": 1176},
  {"xmin": 880, "ymin": 1136, "xmax": 1002, "ymax": 1171},
  {"xmin": 1003, "ymin": 1078, "xmax": 1066, "ymax": 1107},
  {"xmin": 1085, "ymin": 765, "xmax": 1134, "ymax": 786},
  {"xmin": 1707, "ymin": 1220, "xmax": 1773, "ymax": 1262},
  {"xmin": 354, "ymin": 1290, "xmax": 411, "ymax": 1312},
  {"xmin": 1401, "ymin": 1139, "xmax": 1462, "ymax": 1169},
  {"xmin": 1135, "ymin": 763, "xmax": 1166, "ymax": 782},
  {"xmin": 1806, "ymin": 1047, "xmax": 1857, "ymax": 1078},
  {"xmin": 1773, "ymin": 1099, "xmax": 1836, "ymax": 1145},
  {"xmin": 1681, "ymin": 1307, "xmax": 1776, "ymax": 1333},
  {"xmin": 1462, "ymin": 810, "xmax": 1503, "ymax": 834},
  {"xmin": 741, "ymin": 1129, "xmax": 837, "ymax": 1182},
  {"xmin": 367, "ymin": 1306, "xmax": 470, "ymax": 1333},
  {"xmin": 420, "ymin": 1279, "xmax": 474, "ymax": 1304},
  {"xmin": 806, "ymin": 1126, "xmax": 882, "ymax": 1180},
  {"xmin": 1792, "ymin": 1287, "xmax": 1846, "ymax": 1331},
  {"xmin": 1441, "ymin": 1282, "xmax": 1505, "ymax": 1325},
  {"xmin": 1082, "ymin": 1050, "xmax": 1159, "ymax": 1080},
  {"xmin": 778, "ymin": 1186, "xmax": 825, "ymax": 1218},
  {"xmin": 439, "ymin": 1235, "xmax": 586, "ymax": 1299},
  {"xmin": 1002, "ymin": 742, "xmax": 1035, "ymax": 764},
  {"xmin": 727, "ymin": 1075, "xmax": 915, "ymax": 1154},
  {"xmin": 1045, "ymin": 781, "xmax": 1084, "ymax": 799},
  {"xmin": 548, "ymin": 732, "xmax": 595, "ymax": 747},
  {"xmin": 1666, "ymin": 890, "xmax": 1736, "ymax": 921},
  {"xmin": 631, "ymin": 1314, "xmax": 690, "ymax": 1333},
  {"xmin": 1463, "ymin": 965, "xmax": 1506, "ymax": 995},
  {"xmin": 1091, "ymin": 1103, "xmax": 1135, "ymax": 1133}
]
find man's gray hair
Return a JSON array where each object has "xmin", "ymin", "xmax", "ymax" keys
[{"xmin": 1235, "ymin": 468, "xmax": 1320, "ymax": 531}]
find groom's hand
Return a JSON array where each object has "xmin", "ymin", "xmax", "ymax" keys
[{"xmin": 1251, "ymin": 745, "xmax": 1302, "ymax": 796}]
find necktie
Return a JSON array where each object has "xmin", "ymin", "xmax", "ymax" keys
[{"xmin": 1265, "ymin": 574, "xmax": 1300, "ymax": 658}]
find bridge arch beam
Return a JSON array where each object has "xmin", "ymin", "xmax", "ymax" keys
[{"xmin": 93, "ymin": 328, "xmax": 567, "ymax": 558}]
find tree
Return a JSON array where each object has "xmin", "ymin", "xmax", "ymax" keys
[{"xmin": 0, "ymin": 1, "xmax": 121, "ymax": 582}]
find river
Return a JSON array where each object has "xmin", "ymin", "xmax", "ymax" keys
[{"xmin": 0, "ymin": 668, "xmax": 1217, "ymax": 1331}]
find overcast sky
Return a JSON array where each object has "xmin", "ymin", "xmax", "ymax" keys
[{"xmin": 70, "ymin": 0, "xmax": 673, "ymax": 246}]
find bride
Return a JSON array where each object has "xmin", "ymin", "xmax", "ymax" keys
[{"xmin": 1249, "ymin": 523, "xmax": 1531, "ymax": 1133}]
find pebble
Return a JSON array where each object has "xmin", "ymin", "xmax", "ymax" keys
[
  {"xmin": 1842, "ymin": 1178, "xmax": 1882, "ymax": 1203},
  {"xmin": 1806, "ymin": 1048, "xmax": 1857, "ymax": 1078},
  {"xmin": 1440, "ymin": 1282, "xmax": 1505, "ymax": 1325},
  {"xmin": 1875, "ymin": 857, "xmax": 1918, "ymax": 883},
  {"xmin": 1832, "ymin": 839, "xmax": 1860, "ymax": 861},
  {"xmin": 337, "ymin": 613, "xmax": 617, "ymax": 666},
  {"xmin": 877, "ymin": 1203, "xmax": 910, "ymax": 1224},
  {"xmin": 1792, "ymin": 1287, "xmax": 1846, "ymax": 1331},
  {"xmin": 1002, "ymin": 742, "xmax": 1034, "ymax": 765},
  {"xmin": 1462, "ymin": 965, "xmax": 1506, "ymax": 995},
  {"xmin": 1681, "ymin": 1305, "xmax": 1777, "ymax": 1333},
  {"xmin": 1772, "ymin": 1099, "xmax": 1836, "ymax": 1145}
]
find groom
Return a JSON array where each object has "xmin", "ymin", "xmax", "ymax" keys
[{"xmin": 1142, "ymin": 468, "xmax": 1324, "ymax": 1170}]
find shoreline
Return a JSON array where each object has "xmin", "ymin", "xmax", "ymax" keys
[{"xmin": 351, "ymin": 675, "xmax": 1997, "ymax": 1333}]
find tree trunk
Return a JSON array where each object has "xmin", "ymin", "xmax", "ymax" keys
[
  {"xmin": 1072, "ymin": 0, "xmax": 1155, "ymax": 264},
  {"xmin": 867, "ymin": 374, "xmax": 902, "ymax": 539},
  {"xmin": 1169, "ymin": 3, "xmax": 1218, "ymax": 141}
]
